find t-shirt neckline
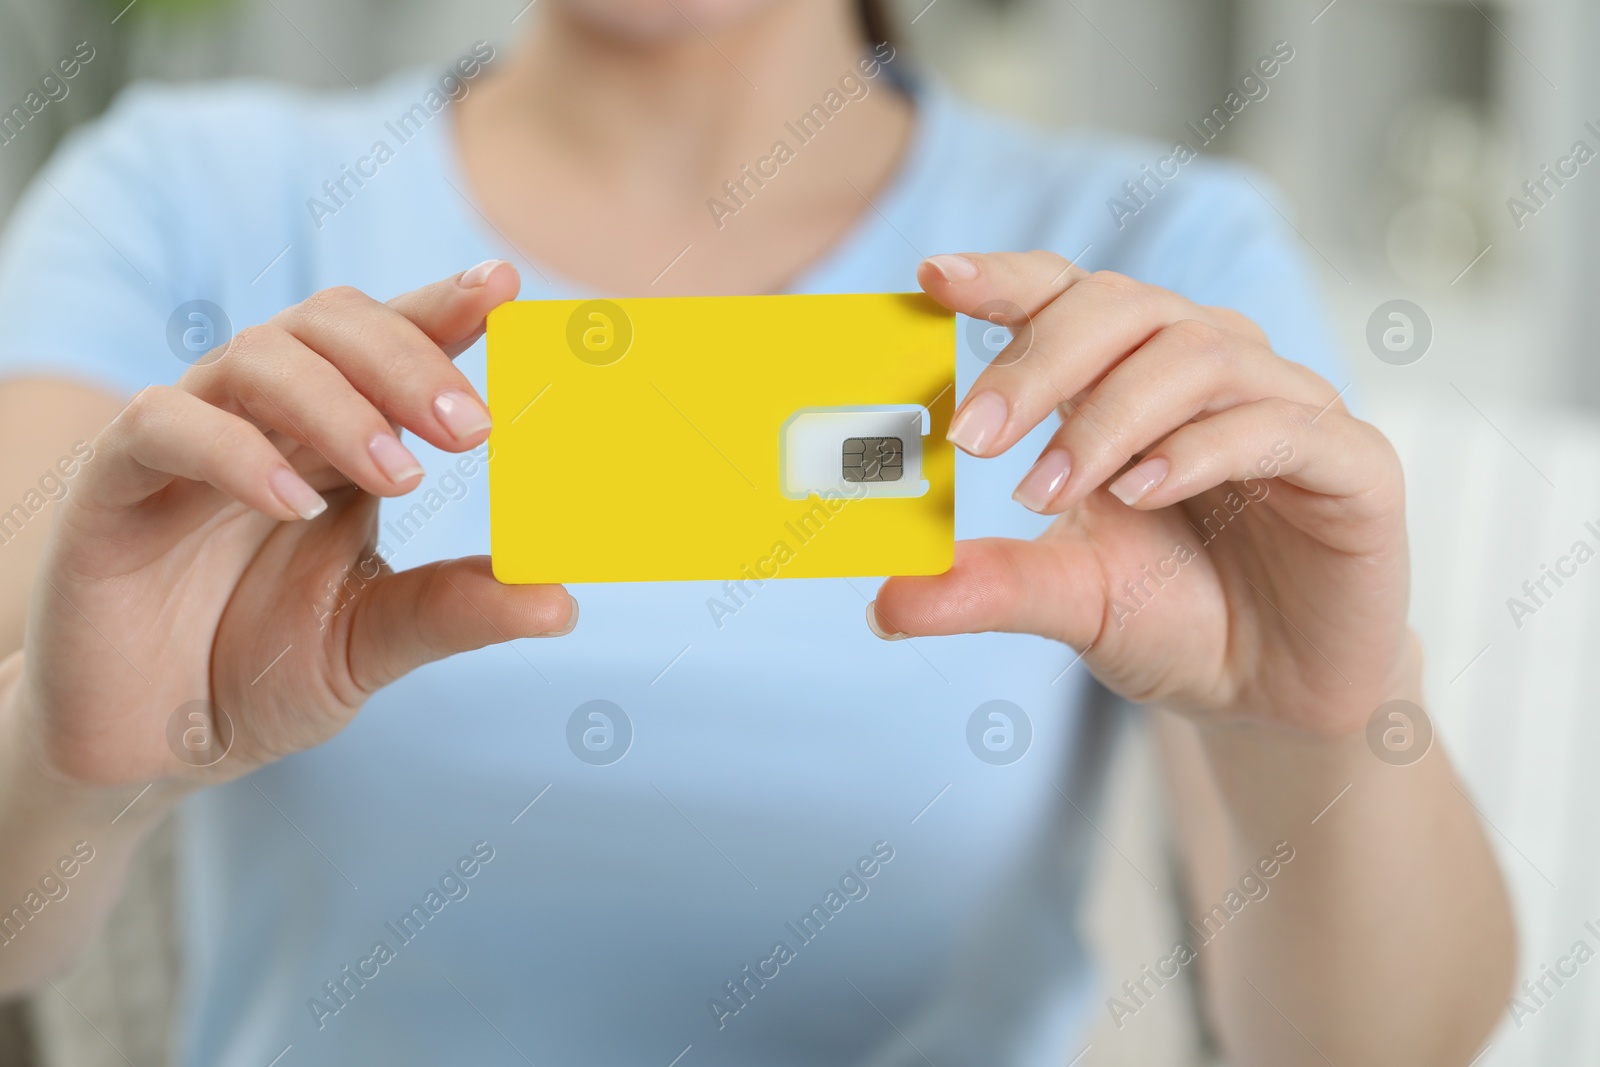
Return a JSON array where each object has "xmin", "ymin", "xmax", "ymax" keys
[{"xmin": 426, "ymin": 67, "xmax": 950, "ymax": 298}]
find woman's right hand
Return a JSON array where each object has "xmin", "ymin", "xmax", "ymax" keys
[{"xmin": 12, "ymin": 260, "xmax": 574, "ymax": 792}]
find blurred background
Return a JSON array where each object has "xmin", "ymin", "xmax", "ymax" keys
[
  {"xmin": 2, "ymin": 0, "xmax": 1598, "ymax": 1064},
  {"xmin": 6, "ymin": 0, "xmax": 1599, "ymax": 407}
]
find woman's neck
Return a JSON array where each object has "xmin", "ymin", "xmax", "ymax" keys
[{"xmin": 455, "ymin": 0, "xmax": 914, "ymax": 294}]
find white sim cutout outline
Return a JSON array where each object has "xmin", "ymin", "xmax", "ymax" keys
[{"xmin": 778, "ymin": 405, "xmax": 931, "ymax": 501}]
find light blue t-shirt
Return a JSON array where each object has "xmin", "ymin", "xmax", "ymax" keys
[{"xmin": 0, "ymin": 65, "xmax": 1340, "ymax": 1067}]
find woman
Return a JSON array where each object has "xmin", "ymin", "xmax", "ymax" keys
[{"xmin": 0, "ymin": 0, "xmax": 1512, "ymax": 1064}]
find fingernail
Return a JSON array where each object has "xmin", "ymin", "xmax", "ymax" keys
[
  {"xmin": 459, "ymin": 259, "xmax": 505, "ymax": 288},
  {"xmin": 268, "ymin": 467, "xmax": 327, "ymax": 520},
  {"xmin": 368, "ymin": 433, "xmax": 424, "ymax": 484},
  {"xmin": 866, "ymin": 601, "xmax": 907, "ymax": 641},
  {"xmin": 1110, "ymin": 457, "xmax": 1170, "ymax": 506},
  {"xmin": 435, "ymin": 390, "xmax": 493, "ymax": 440},
  {"xmin": 1013, "ymin": 449, "xmax": 1072, "ymax": 512},
  {"xmin": 947, "ymin": 391, "xmax": 1008, "ymax": 455},
  {"xmin": 924, "ymin": 254, "xmax": 978, "ymax": 283},
  {"xmin": 536, "ymin": 595, "xmax": 579, "ymax": 638}
]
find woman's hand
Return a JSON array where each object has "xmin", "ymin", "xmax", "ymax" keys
[
  {"xmin": 873, "ymin": 251, "xmax": 1411, "ymax": 735},
  {"xmin": 15, "ymin": 261, "xmax": 574, "ymax": 791}
]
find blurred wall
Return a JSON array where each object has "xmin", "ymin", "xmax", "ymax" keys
[{"xmin": 911, "ymin": 0, "xmax": 1592, "ymax": 415}]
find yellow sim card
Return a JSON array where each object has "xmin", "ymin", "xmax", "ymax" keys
[{"xmin": 486, "ymin": 293, "xmax": 956, "ymax": 584}]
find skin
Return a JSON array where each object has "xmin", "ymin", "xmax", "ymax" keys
[
  {"xmin": 0, "ymin": 0, "xmax": 1512, "ymax": 1063},
  {"xmin": 877, "ymin": 253, "xmax": 1515, "ymax": 1063}
]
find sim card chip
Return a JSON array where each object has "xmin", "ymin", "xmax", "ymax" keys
[
  {"xmin": 781, "ymin": 406, "xmax": 927, "ymax": 500},
  {"xmin": 842, "ymin": 437, "xmax": 903, "ymax": 482}
]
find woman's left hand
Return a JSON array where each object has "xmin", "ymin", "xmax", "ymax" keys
[{"xmin": 872, "ymin": 251, "xmax": 1413, "ymax": 735}]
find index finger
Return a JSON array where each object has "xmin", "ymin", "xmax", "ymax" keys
[
  {"xmin": 918, "ymin": 251, "xmax": 1209, "ymax": 459},
  {"xmin": 387, "ymin": 259, "xmax": 523, "ymax": 358},
  {"xmin": 247, "ymin": 261, "xmax": 521, "ymax": 454}
]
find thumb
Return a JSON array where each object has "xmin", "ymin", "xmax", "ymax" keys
[
  {"xmin": 344, "ymin": 555, "xmax": 574, "ymax": 694},
  {"xmin": 870, "ymin": 537, "xmax": 1104, "ymax": 648},
  {"xmin": 388, "ymin": 259, "xmax": 524, "ymax": 359}
]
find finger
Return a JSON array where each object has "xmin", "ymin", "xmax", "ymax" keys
[
  {"xmin": 81, "ymin": 385, "xmax": 326, "ymax": 521},
  {"xmin": 918, "ymin": 249, "xmax": 1088, "ymax": 321},
  {"xmin": 265, "ymin": 262, "xmax": 517, "ymax": 452},
  {"xmin": 388, "ymin": 259, "xmax": 521, "ymax": 357},
  {"xmin": 869, "ymin": 537, "xmax": 1102, "ymax": 647},
  {"xmin": 1011, "ymin": 322, "xmax": 1332, "ymax": 514},
  {"xmin": 920, "ymin": 253, "xmax": 1239, "ymax": 460},
  {"xmin": 343, "ymin": 555, "xmax": 575, "ymax": 695},
  {"xmin": 1105, "ymin": 398, "xmax": 1399, "ymax": 520},
  {"xmin": 186, "ymin": 324, "xmax": 426, "ymax": 496},
  {"xmin": 948, "ymin": 265, "xmax": 1200, "ymax": 457}
]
